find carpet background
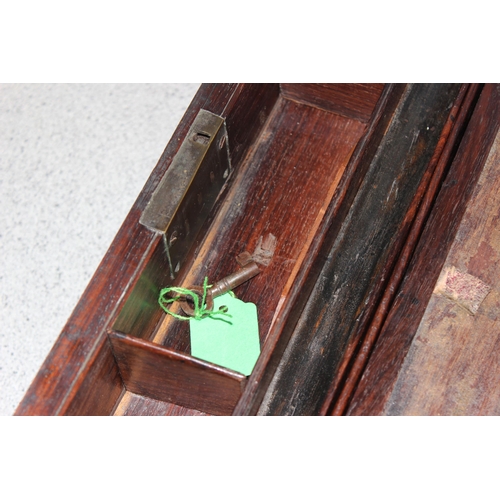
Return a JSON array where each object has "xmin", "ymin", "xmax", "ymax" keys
[{"xmin": 0, "ymin": 83, "xmax": 200, "ymax": 415}]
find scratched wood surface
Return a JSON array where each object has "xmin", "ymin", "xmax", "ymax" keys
[
  {"xmin": 381, "ymin": 121, "xmax": 500, "ymax": 415},
  {"xmin": 328, "ymin": 83, "xmax": 482, "ymax": 415},
  {"xmin": 347, "ymin": 84, "xmax": 500, "ymax": 416},
  {"xmin": 258, "ymin": 84, "xmax": 464, "ymax": 415},
  {"xmin": 152, "ymin": 96, "xmax": 367, "ymax": 355}
]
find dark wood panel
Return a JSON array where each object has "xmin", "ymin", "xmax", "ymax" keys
[
  {"xmin": 280, "ymin": 84, "xmax": 385, "ymax": 122},
  {"xmin": 15, "ymin": 84, "xmax": 277, "ymax": 416},
  {"xmin": 109, "ymin": 332, "xmax": 246, "ymax": 416},
  {"xmin": 114, "ymin": 392, "xmax": 210, "ymax": 416},
  {"xmin": 258, "ymin": 84, "xmax": 463, "ymax": 415},
  {"xmin": 347, "ymin": 83, "xmax": 500, "ymax": 415}
]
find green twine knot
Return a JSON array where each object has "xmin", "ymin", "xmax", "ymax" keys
[{"xmin": 158, "ymin": 276, "xmax": 232, "ymax": 321}]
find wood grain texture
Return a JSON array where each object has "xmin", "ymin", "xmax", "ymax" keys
[
  {"xmin": 20, "ymin": 83, "xmax": 491, "ymax": 417},
  {"xmin": 382, "ymin": 123, "xmax": 500, "ymax": 415},
  {"xmin": 280, "ymin": 84, "xmax": 384, "ymax": 122},
  {"xmin": 234, "ymin": 84, "xmax": 406, "ymax": 415},
  {"xmin": 258, "ymin": 84, "xmax": 463, "ymax": 415},
  {"xmin": 347, "ymin": 84, "xmax": 500, "ymax": 415},
  {"xmin": 328, "ymin": 84, "xmax": 480, "ymax": 415},
  {"xmin": 144, "ymin": 96, "xmax": 369, "ymax": 416},
  {"xmin": 114, "ymin": 391, "xmax": 210, "ymax": 416},
  {"xmin": 109, "ymin": 332, "xmax": 246, "ymax": 416},
  {"xmin": 63, "ymin": 339, "xmax": 125, "ymax": 416},
  {"xmin": 15, "ymin": 84, "xmax": 278, "ymax": 415}
]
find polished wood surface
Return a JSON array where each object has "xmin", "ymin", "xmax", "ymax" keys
[{"xmin": 109, "ymin": 332, "xmax": 246, "ymax": 416}]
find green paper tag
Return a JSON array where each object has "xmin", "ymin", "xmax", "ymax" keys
[{"xmin": 190, "ymin": 293, "xmax": 260, "ymax": 376}]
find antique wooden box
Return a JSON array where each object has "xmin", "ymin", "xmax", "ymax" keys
[{"xmin": 16, "ymin": 84, "xmax": 500, "ymax": 416}]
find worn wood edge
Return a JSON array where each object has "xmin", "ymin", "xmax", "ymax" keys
[
  {"xmin": 257, "ymin": 84, "xmax": 463, "ymax": 415},
  {"xmin": 384, "ymin": 136, "xmax": 500, "ymax": 415},
  {"xmin": 232, "ymin": 84, "xmax": 406, "ymax": 415},
  {"xmin": 108, "ymin": 331, "xmax": 246, "ymax": 416},
  {"xmin": 326, "ymin": 83, "xmax": 482, "ymax": 415},
  {"xmin": 13, "ymin": 84, "xmax": 254, "ymax": 415},
  {"xmin": 346, "ymin": 83, "xmax": 500, "ymax": 416}
]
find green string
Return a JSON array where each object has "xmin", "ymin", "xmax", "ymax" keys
[{"xmin": 158, "ymin": 276, "xmax": 232, "ymax": 321}]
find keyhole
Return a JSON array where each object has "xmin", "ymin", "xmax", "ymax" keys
[{"xmin": 193, "ymin": 132, "xmax": 211, "ymax": 145}]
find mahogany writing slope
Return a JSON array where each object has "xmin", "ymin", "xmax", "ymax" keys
[{"xmin": 16, "ymin": 84, "xmax": 500, "ymax": 416}]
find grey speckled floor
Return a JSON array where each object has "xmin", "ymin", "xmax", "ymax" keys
[{"xmin": 0, "ymin": 83, "xmax": 200, "ymax": 415}]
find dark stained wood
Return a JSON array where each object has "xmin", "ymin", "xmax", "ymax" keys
[
  {"xmin": 280, "ymin": 84, "xmax": 385, "ymax": 122},
  {"xmin": 108, "ymin": 332, "xmax": 246, "ymax": 416},
  {"xmin": 223, "ymin": 84, "xmax": 280, "ymax": 167},
  {"xmin": 258, "ymin": 84, "xmax": 463, "ymax": 415},
  {"xmin": 115, "ymin": 91, "xmax": 377, "ymax": 416},
  {"xmin": 234, "ymin": 84, "xmax": 407, "ymax": 415},
  {"xmin": 153, "ymin": 97, "xmax": 368, "ymax": 355},
  {"xmin": 18, "ymin": 83, "xmax": 498, "ymax": 417},
  {"xmin": 347, "ymin": 83, "xmax": 500, "ymax": 415},
  {"xmin": 64, "ymin": 340, "xmax": 125, "ymax": 415},
  {"xmin": 108, "ymin": 90, "xmax": 373, "ymax": 416},
  {"xmin": 328, "ymin": 83, "xmax": 481, "ymax": 415},
  {"xmin": 15, "ymin": 84, "xmax": 279, "ymax": 416},
  {"xmin": 114, "ymin": 392, "xmax": 210, "ymax": 416}
]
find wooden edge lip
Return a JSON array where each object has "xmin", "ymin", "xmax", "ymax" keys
[{"xmin": 108, "ymin": 330, "xmax": 248, "ymax": 384}]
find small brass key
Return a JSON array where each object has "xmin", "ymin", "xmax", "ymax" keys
[{"xmin": 180, "ymin": 261, "xmax": 260, "ymax": 317}]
